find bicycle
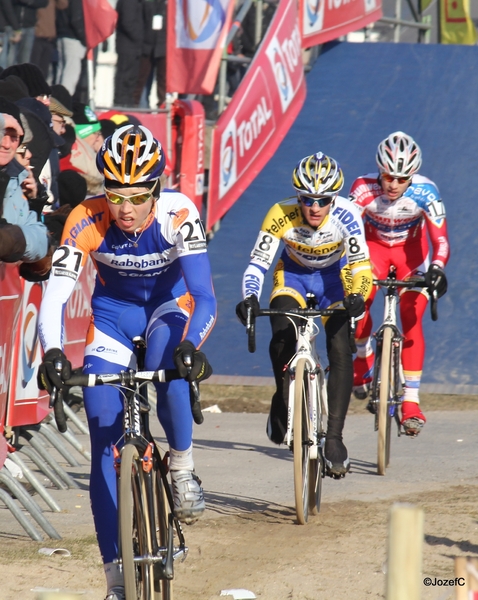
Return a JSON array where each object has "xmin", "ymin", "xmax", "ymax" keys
[
  {"xmin": 51, "ymin": 337, "xmax": 204, "ymax": 600},
  {"xmin": 246, "ymin": 295, "xmax": 353, "ymax": 525},
  {"xmin": 363, "ymin": 266, "xmax": 438, "ymax": 476}
]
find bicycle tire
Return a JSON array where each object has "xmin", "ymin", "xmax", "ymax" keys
[
  {"xmin": 377, "ymin": 327, "xmax": 393, "ymax": 476},
  {"xmin": 293, "ymin": 358, "xmax": 311, "ymax": 525},
  {"xmin": 309, "ymin": 370, "xmax": 326, "ymax": 515},
  {"xmin": 120, "ymin": 443, "xmax": 155, "ymax": 600},
  {"xmin": 152, "ymin": 469, "xmax": 174, "ymax": 600}
]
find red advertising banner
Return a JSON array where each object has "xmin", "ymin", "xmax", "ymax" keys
[
  {"xmin": 166, "ymin": 0, "xmax": 235, "ymax": 95},
  {"xmin": 0, "ymin": 264, "xmax": 22, "ymax": 432},
  {"xmin": 300, "ymin": 0, "xmax": 382, "ymax": 47},
  {"xmin": 206, "ymin": 0, "xmax": 306, "ymax": 231},
  {"xmin": 5, "ymin": 260, "xmax": 95, "ymax": 429}
]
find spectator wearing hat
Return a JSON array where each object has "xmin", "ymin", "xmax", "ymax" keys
[
  {"xmin": 56, "ymin": 0, "xmax": 86, "ymax": 96},
  {"xmin": 16, "ymin": 96, "xmax": 64, "ymax": 210},
  {"xmin": 7, "ymin": 0, "xmax": 48, "ymax": 67},
  {"xmin": 1, "ymin": 62, "xmax": 52, "ymax": 105},
  {"xmin": 113, "ymin": 0, "xmax": 143, "ymax": 107},
  {"xmin": 0, "ymin": 74, "xmax": 29, "ymax": 101},
  {"xmin": 59, "ymin": 102, "xmax": 103, "ymax": 196},
  {"xmin": 49, "ymin": 83, "xmax": 73, "ymax": 137},
  {"xmin": 30, "ymin": 0, "xmax": 69, "ymax": 79},
  {"xmin": 72, "ymin": 102, "xmax": 104, "ymax": 152},
  {"xmin": 17, "ymin": 103, "xmax": 55, "ymax": 216},
  {"xmin": 0, "ymin": 98, "xmax": 49, "ymax": 262}
]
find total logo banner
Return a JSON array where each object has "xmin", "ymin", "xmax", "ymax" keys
[
  {"xmin": 301, "ymin": 0, "xmax": 382, "ymax": 45},
  {"xmin": 207, "ymin": 0, "xmax": 306, "ymax": 230}
]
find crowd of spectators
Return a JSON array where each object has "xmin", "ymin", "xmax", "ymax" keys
[
  {"xmin": 0, "ymin": 0, "xmax": 278, "ymax": 111},
  {"xmin": 0, "ymin": 60, "xmax": 145, "ymax": 284}
]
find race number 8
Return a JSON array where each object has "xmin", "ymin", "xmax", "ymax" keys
[
  {"xmin": 348, "ymin": 237, "xmax": 361, "ymax": 254},
  {"xmin": 259, "ymin": 234, "xmax": 273, "ymax": 252}
]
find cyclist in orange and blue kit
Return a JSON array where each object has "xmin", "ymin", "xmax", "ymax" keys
[{"xmin": 37, "ymin": 125, "xmax": 216, "ymax": 600}]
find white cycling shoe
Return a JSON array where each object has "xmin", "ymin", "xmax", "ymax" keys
[
  {"xmin": 105, "ymin": 586, "xmax": 125, "ymax": 600},
  {"xmin": 171, "ymin": 470, "xmax": 205, "ymax": 524}
]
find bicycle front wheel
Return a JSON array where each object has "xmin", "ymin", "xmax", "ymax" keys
[
  {"xmin": 152, "ymin": 468, "xmax": 174, "ymax": 600},
  {"xmin": 293, "ymin": 358, "xmax": 312, "ymax": 525},
  {"xmin": 377, "ymin": 327, "xmax": 393, "ymax": 476},
  {"xmin": 120, "ymin": 443, "xmax": 155, "ymax": 600},
  {"xmin": 309, "ymin": 369, "xmax": 326, "ymax": 516}
]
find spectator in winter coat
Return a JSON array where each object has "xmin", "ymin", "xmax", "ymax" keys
[
  {"xmin": 8, "ymin": 0, "xmax": 49, "ymax": 67},
  {"xmin": 133, "ymin": 0, "xmax": 166, "ymax": 108},
  {"xmin": 0, "ymin": 98, "xmax": 49, "ymax": 262},
  {"xmin": 113, "ymin": 0, "xmax": 143, "ymax": 107},
  {"xmin": 0, "ymin": 0, "xmax": 20, "ymax": 69},
  {"xmin": 30, "ymin": 0, "xmax": 69, "ymax": 79},
  {"xmin": 56, "ymin": 0, "xmax": 86, "ymax": 95}
]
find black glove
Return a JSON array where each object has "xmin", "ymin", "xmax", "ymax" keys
[
  {"xmin": 173, "ymin": 340, "xmax": 213, "ymax": 383},
  {"xmin": 425, "ymin": 264, "xmax": 447, "ymax": 299},
  {"xmin": 235, "ymin": 295, "xmax": 260, "ymax": 326},
  {"xmin": 343, "ymin": 293, "xmax": 366, "ymax": 318},
  {"xmin": 37, "ymin": 348, "xmax": 72, "ymax": 394}
]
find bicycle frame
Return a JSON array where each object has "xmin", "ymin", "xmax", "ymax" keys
[
  {"xmin": 369, "ymin": 282, "xmax": 404, "ymax": 428},
  {"xmin": 284, "ymin": 312, "xmax": 327, "ymax": 457}
]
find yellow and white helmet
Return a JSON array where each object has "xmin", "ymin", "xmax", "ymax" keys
[{"xmin": 291, "ymin": 152, "xmax": 344, "ymax": 196}]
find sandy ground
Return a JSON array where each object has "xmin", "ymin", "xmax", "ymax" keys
[{"xmin": 1, "ymin": 390, "xmax": 477, "ymax": 600}]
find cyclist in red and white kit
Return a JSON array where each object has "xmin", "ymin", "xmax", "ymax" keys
[{"xmin": 348, "ymin": 131, "xmax": 450, "ymax": 435}]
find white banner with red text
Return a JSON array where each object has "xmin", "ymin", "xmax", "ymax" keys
[
  {"xmin": 300, "ymin": 0, "xmax": 382, "ymax": 47},
  {"xmin": 206, "ymin": 0, "xmax": 306, "ymax": 231}
]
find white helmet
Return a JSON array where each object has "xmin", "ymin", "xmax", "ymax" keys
[{"xmin": 376, "ymin": 131, "xmax": 422, "ymax": 178}]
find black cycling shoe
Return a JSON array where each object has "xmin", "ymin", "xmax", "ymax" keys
[{"xmin": 324, "ymin": 438, "xmax": 350, "ymax": 478}]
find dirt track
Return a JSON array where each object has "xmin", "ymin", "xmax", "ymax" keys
[{"xmin": 0, "ymin": 390, "xmax": 477, "ymax": 600}]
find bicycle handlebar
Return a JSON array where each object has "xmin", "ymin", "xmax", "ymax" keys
[
  {"xmin": 373, "ymin": 277, "xmax": 438, "ymax": 322},
  {"xmin": 51, "ymin": 367, "xmax": 204, "ymax": 432},
  {"xmin": 245, "ymin": 306, "xmax": 352, "ymax": 354}
]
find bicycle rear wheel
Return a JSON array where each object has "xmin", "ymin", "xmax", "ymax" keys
[
  {"xmin": 293, "ymin": 358, "xmax": 312, "ymax": 525},
  {"xmin": 377, "ymin": 327, "xmax": 393, "ymax": 476},
  {"xmin": 120, "ymin": 443, "xmax": 155, "ymax": 600}
]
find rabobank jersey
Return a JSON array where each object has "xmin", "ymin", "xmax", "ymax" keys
[
  {"xmin": 349, "ymin": 173, "xmax": 450, "ymax": 267},
  {"xmin": 38, "ymin": 190, "xmax": 216, "ymax": 351},
  {"xmin": 242, "ymin": 196, "xmax": 373, "ymax": 301}
]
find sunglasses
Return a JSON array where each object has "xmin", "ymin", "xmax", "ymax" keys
[
  {"xmin": 16, "ymin": 145, "xmax": 28, "ymax": 157},
  {"xmin": 298, "ymin": 194, "xmax": 334, "ymax": 208},
  {"xmin": 104, "ymin": 181, "xmax": 158, "ymax": 206},
  {"xmin": 381, "ymin": 173, "xmax": 411, "ymax": 184}
]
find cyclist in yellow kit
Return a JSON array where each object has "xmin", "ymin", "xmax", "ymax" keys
[{"xmin": 236, "ymin": 153, "xmax": 373, "ymax": 477}]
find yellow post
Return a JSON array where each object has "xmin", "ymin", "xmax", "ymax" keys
[
  {"xmin": 386, "ymin": 503, "xmax": 424, "ymax": 600},
  {"xmin": 454, "ymin": 556, "xmax": 478, "ymax": 599}
]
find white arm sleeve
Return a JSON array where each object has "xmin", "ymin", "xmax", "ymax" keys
[
  {"xmin": 38, "ymin": 245, "xmax": 85, "ymax": 352},
  {"xmin": 241, "ymin": 230, "xmax": 280, "ymax": 301}
]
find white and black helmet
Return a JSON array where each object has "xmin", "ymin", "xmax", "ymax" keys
[
  {"xmin": 376, "ymin": 131, "xmax": 422, "ymax": 178},
  {"xmin": 291, "ymin": 152, "xmax": 344, "ymax": 196}
]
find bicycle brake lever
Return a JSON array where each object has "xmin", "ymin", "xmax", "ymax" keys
[
  {"xmin": 182, "ymin": 354, "xmax": 204, "ymax": 425},
  {"xmin": 49, "ymin": 358, "xmax": 63, "ymax": 409}
]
